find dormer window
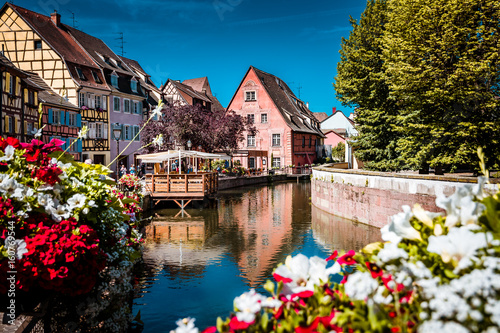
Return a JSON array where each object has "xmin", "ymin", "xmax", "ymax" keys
[
  {"xmin": 111, "ymin": 73, "xmax": 118, "ymax": 88},
  {"xmin": 92, "ymin": 71, "xmax": 102, "ymax": 84},
  {"xmin": 245, "ymin": 91, "xmax": 256, "ymax": 101},
  {"xmin": 115, "ymin": 60, "xmax": 124, "ymax": 70},
  {"xmin": 76, "ymin": 68, "xmax": 86, "ymax": 81},
  {"xmin": 131, "ymin": 79, "xmax": 138, "ymax": 92},
  {"xmin": 104, "ymin": 56, "xmax": 114, "ymax": 67}
]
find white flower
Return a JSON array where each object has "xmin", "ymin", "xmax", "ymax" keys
[
  {"xmin": 427, "ymin": 227, "xmax": 491, "ymax": 271},
  {"xmin": 273, "ymin": 254, "xmax": 340, "ymax": 297},
  {"xmin": 33, "ymin": 125, "xmax": 45, "ymax": 138},
  {"xmin": 151, "ymin": 104, "xmax": 163, "ymax": 119},
  {"xmin": 436, "ymin": 185, "xmax": 485, "ymax": 228},
  {"xmin": 418, "ymin": 320, "xmax": 470, "ymax": 333},
  {"xmin": 413, "ymin": 204, "xmax": 441, "ymax": 228},
  {"xmin": 377, "ymin": 242, "xmax": 408, "ymax": 263},
  {"xmin": 37, "ymin": 193, "xmax": 55, "ymax": 207},
  {"xmin": 381, "ymin": 205, "xmax": 421, "ymax": 244},
  {"xmin": 152, "ymin": 134, "xmax": 164, "ymax": 148},
  {"xmin": 234, "ymin": 289, "xmax": 265, "ymax": 323},
  {"xmin": 0, "ymin": 176, "xmax": 22, "ymax": 196},
  {"xmin": 78, "ymin": 125, "xmax": 89, "ymax": 139},
  {"xmin": 344, "ymin": 271, "xmax": 378, "ymax": 301},
  {"xmin": 67, "ymin": 193, "xmax": 87, "ymax": 210},
  {"xmin": 170, "ymin": 318, "xmax": 198, "ymax": 333},
  {"xmin": 47, "ymin": 203, "xmax": 71, "ymax": 222},
  {"xmin": 5, "ymin": 238, "xmax": 28, "ymax": 260},
  {"xmin": 0, "ymin": 145, "xmax": 15, "ymax": 162}
]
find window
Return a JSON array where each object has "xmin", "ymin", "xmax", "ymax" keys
[
  {"xmin": 68, "ymin": 112, "xmax": 77, "ymax": 127},
  {"xmin": 247, "ymin": 135, "xmax": 255, "ymax": 147},
  {"xmin": 34, "ymin": 40, "xmax": 42, "ymax": 50},
  {"xmin": 133, "ymin": 126, "xmax": 140, "ymax": 141},
  {"xmin": 124, "ymin": 125, "xmax": 130, "ymax": 140},
  {"xmin": 115, "ymin": 60, "xmax": 124, "ymax": 70},
  {"xmin": 9, "ymin": 75, "xmax": 14, "ymax": 94},
  {"xmin": 96, "ymin": 123, "xmax": 103, "ymax": 139},
  {"xmin": 302, "ymin": 136, "xmax": 305, "ymax": 148},
  {"xmin": 114, "ymin": 97, "xmax": 120, "ymax": 112},
  {"xmin": 69, "ymin": 138, "xmax": 77, "ymax": 152},
  {"xmin": 76, "ymin": 68, "xmax": 86, "ymax": 80},
  {"xmin": 131, "ymin": 80, "xmax": 137, "ymax": 92},
  {"xmin": 95, "ymin": 95, "xmax": 102, "ymax": 109},
  {"xmin": 79, "ymin": 92, "xmax": 86, "ymax": 107},
  {"xmin": 309, "ymin": 137, "xmax": 312, "ymax": 148},
  {"xmin": 247, "ymin": 114, "xmax": 254, "ymax": 124},
  {"xmin": 28, "ymin": 90, "xmax": 35, "ymax": 105},
  {"xmin": 272, "ymin": 134, "xmax": 281, "ymax": 147},
  {"xmin": 92, "ymin": 71, "xmax": 102, "ymax": 84},
  {"xmin": 124, "ymin": 99, "xmax": 130, "ymax": 113},
  {"xmin": 261, "ymin": 113, "xmax": 267, "ymax": 123},
  {"xmin": 27, "ymin": 122, "xmax": 34, "ymax": 135},
  {"xmin": 245, "ymin": 91, "xmax": 256, "ymax": 101},
  {"xmin": 53, "ymin": 109, "xmax": 61, "ymax": 124},
  {"xmin": 272, "ymin": 157, "xmax": 281, "ymax": 168},
  {"xmin": 249, "ymin": 157, "xmax": 255, "ymax": 169},
  {"xmin": 134, "ymin": 102, "xmax": 141, "ymax": 114},
  {"xmin": 111, "ymin": 74, "xmax": 118, "ymax": 87}
]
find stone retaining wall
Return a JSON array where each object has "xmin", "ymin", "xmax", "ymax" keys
[
  {"xmin": 311, "ymin": 167, "xmax": 496, "ymax": 228},
  {"xmin": 218, "ymin": 174, "xmax": 288, "ymax": 190}
]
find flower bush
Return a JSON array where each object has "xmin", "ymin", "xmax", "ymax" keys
[
  {"xmin": 118, "ymin": 173, "xmax": 143, "ymax": 192},
  {"xmin": 0, "ymin": 137, "xmax": 144, "ymax": 331},
  {"xmin": 170, "ymin": 175, "xmax": 500, "ymax": 333}
]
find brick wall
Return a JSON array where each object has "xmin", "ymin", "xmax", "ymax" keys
[{"xmin": 311, "ymin": 168, "xmax": 495, "ymax": 228}]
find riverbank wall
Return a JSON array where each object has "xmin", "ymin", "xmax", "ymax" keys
[
  {"xmin": 311, "ymin": 167, "xmax": 498, "ymax": 228},
  {"xmin": 218, "ymin": 174, "xmax": 304, "ymax": 190}
]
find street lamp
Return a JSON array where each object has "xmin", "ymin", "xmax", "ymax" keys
[
  {"xmin": 186, "ymin": 140, "xmax": 192, "ymax": 150},
  {"xmin": 112, "ymin": 123, "xmax": 122, "ymax": 181}
]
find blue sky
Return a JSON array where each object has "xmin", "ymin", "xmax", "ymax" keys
[{"xmin": 14, "ymin": 0, "xmax": 366, "ymax": 116}]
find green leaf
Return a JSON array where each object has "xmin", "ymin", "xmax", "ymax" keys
[{"xmin": 264, "ymin": 279, "xmax": 275, "ymax": 296}]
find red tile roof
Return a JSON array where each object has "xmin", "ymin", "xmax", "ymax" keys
[{"xmin": 183, "ymin": 77, "xmax": 211, "ymax": 95}]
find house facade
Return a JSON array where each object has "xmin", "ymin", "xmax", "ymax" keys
[
  {"xmin": 320, "ymin": 108, "xmax": 358, "ymax": 138},
  {"xmin": 160, "ymin": 77, "xmax": 223, "ymax": 111},
  {"xmin": 226, "ymin": 66, "xmax": 324, "ymax": 170},
  {"xmin": 0, "ymin": 53, "xmax": 40, "ymax": 142},
  {"xmin": 27, "ymin": 72, "xmax": 82, "ymax": 160},
  {"xmin": 0, "ymin": 4, "xmax": 112, "ymax": 164}
]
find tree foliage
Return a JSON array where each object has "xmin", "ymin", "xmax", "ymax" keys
[
  {"xmin": 331, "ymin": 142, "xmax": 345, "ymax": 162},
  {"xmin": 335, "ymin": 0, "xmax": 500, "ymax": 171},
  {"xmin": 334, "ymin": 0, "xmax": 402, "ymax": 171},
  {"xmin": 140, "ymin": 104, "xmax": 254, "ymax": 154}
]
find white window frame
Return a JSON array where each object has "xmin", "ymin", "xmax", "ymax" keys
[
  {"xmin": 247, "ymin": 114, "xmax": 254, "ymax": 124},
  {"xmin": 245, "ymin": 91, "xmax": 256, "ymax": 101},
  {"xmin": 247, "ymin": 135, "xmax": 255, "ymax": 147},
  {"xmin": 53, "ymin": 109, "xmax": 61, "ymax": 125},
  {"xmin": 131, "ymin": 80, "xmax": 138, "ymax": 92},
  {"xmin": 134, "ymin": 101, "xmax": 141, "ymax": 115},
  {"xmin": 261, "ymin": 113, "xmax": 268, "ymax": 123},
  {"xmin": 124, "ymin": 99, "xmax": 131, "ymax": 114},
  {"xmin": 111, "ymin": 74, "xmax": 118, "ymax": 88},
  {"xmin": 113, "ymin": 97, "xmax": 121, "ymax": 112},
  {"xmin": 272, "ymin": 157, "xmax": 281, "ymax": 168},
  {"xmin": 96, "ymin": 122, "xmax": 103, "ymax": 139},
  {"xmin": 95, "ymin": 95, "xmax": 102, "ymax": 109},
  {"xmin": 124, "ymin": 125, "xmax": 130, "ymax": 141},
  {"xmin": 272, "ymin": 134, "xmax": 281, "ymax": 147},
  {"xmin": 79, "ymin": 92, "xmax": 86, "ymax": 107},
  {"xmin": 68, "ymin": 112, "xmax": 77, "ymax": 127}
]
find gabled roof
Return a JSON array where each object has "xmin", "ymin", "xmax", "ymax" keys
[
  {"xmin": 7, "ymin": 4, "xmax": 109, "ymax": 91},
  {"xmin": 323, "ymin": 129, "xmax": 346, "ymax": 140},
  {"xmin": 183, "ymin": 77, "xmax": 212, "ymax": 95},
  {"xmin": 0, "ymin": 52, "xmax": 26, "ymax": 77},
  {"xmin": 167, "ymin": 79, "xmax": 212, "ymax": 103},
  {"xmin": 241, "ymin": 66, "xmax": 324, "ymax": 137},
  {"xmin": 321, "ymin": 109, "xmax": 355, "ymax": 126},
  {"xmin": 120, "ymin": 56, "xmax": 162, "ymax": 95},
  {"xmin": 27, "ymin": 72, "xmax": 79, "ymax": 110},
  {"xmin": 312, "ymin": 112, "xmax": 329, "ymax": 122}
]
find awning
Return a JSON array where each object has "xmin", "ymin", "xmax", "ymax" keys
[{"xmin": 137, "ymin": 150, "xmax": 230, "ymax": 163}]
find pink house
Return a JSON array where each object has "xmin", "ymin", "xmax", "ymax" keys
[{"xmin": 324, "ymin": 129, "xmax": 346, "ymax": 148}]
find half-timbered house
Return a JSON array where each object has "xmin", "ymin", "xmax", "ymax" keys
[
  {"xmin": 226, "ymin": 66, "xmax": 324, "ymax": 171},
  {"xmin": 0, "ymin": 53, "xmax": 40, "ymax": 142},
  {"xmin": 0, "ymin": 4, "xmax": 111, "ymax": 164},
  {"xmin": 27, "ymin": 72, "xmax": 82, "ymax": 160},
  {"xmin": 160, "ymin": 77, "xmax": 223, "ymax": 111}
]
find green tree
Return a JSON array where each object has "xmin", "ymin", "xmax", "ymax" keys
[
  {"xmin": 383, "ymin": 0, "xmax": 500, "ymax": 170},
  {"xmin": 334, "ymin": 0, "xmax": 402, "ymax": 171},
  {"xmin": 331, "ymin": 142, "xmax": 345, "ymax": 162}
]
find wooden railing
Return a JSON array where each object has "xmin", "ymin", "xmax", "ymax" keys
[{"xmin": 144, "ymin": 172, "xmax": 218, "ymax": 197}]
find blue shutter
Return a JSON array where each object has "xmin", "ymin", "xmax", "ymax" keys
[
  {"xmin": 66, "ymin": 138, "xmax": 70, "ymax": 151},
  {"xmin": 48, "ymin": 109, "xmax": 53, "ymax": 124},
  {"xmin": 76, "ymin": 113, "xmax": 82, "ymax": 128},
  {"xmin": 59, "ymin": 111, "xmax": 65, "ymax": 125},
  {"xmin": 66, "ymin": 112, "xmax": 70, "ymax": 126},
  {"xmin": 77, "ymin": 139, "xmax": 82, "ymax": 153},
  {"xmin": 120, "ymin": 124, "xmax": 124, "ymax": 140}
]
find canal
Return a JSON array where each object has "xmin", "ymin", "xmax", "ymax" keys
[{"xmin": 132, "ymin": 181, "xmax": 381, "ymax": 332}]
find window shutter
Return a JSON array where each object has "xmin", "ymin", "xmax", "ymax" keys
[
  {"xmin": 48, "ymin": 109, "xmax": 53, "ymax": 124},
  {"xmin": 120, "ymin": 124, "xmax": 124, "ymax": 140},
  {"xmin": 66, "ymin": 112, "xmax": 71, "ymax": 126},
  {"xmin": 34, "ymin": 92, "xmax": 38, "ymax": 103},
  {"xmin": 103, "ymin": 124, "xmax": 108, "ymax": 140},
  {"xmin": 89, "ymin": 123, "xmax": 96, "ymax": 139},
  {"xmin": 15, "ymin": 77, "xmax": 20, "ymax": 96},
  {"xmin": 59, "ymin": 111, "xmax": 65, "ymax": 125},
  {"xmin": 103, "ymin": 96, "xmax": 107, "ymax": 110},
  {"xmin": 76, "ymin": 114, "xmax": 82, "ymax": 128},
  {"xmin": 24, "ymin": 88, "xmax": 28, "ymax": 102},
  {"xmin": 24, "ymin": 121, "xmax": 27, "ymax": 134},
  {"xmin": 5, "ymin": 73, "xmax": 10, "ymax": 93},
  {"xmin": 66, "ymin": 138, "xmax": 71, "ymax": 151},
  {"xmin": 77, "ymin": 139, "xmax": 82, "ymax": 153}
]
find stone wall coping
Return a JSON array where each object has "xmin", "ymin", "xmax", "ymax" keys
[{"xmin": 313, "ymin": 165, "xmax": 499, "ymax": 184}]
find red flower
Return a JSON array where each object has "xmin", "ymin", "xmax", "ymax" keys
[
  {"xmin": 5, "ymin": 137, "xmax": 20, "ymax": 149},
  {"xmin": 337, "ymin": 250, "xmax": 356, "ymax": 265},
  {"xmin": 391, "ymin": 327, "xmax": 401, "ymax": 332},
  {"xmin": 229, "ymin": 316, "xmax": 253, "ymax": 331},
  {"xmin": 295, "ymin": 317, "xmax": 319, "ymax": 333},
  {"xmin": 273, "ymin": 273, "xmax": 293, "ymax": 283},
  {"xmin": 35, "ymin": 165, "xmax": 63, "ymax": 185},
  {"xmin": 365, "ymin": 262, "xmax": 383, "ymax": 278},
  {"xmin": 325, "ymin": 250, "xmax": 338, "ymax": 262},
  {"xmin": 201, "ymin": 327, "xmax": 217, "ymax": 333}
]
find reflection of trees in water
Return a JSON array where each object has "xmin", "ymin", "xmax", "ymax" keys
[{"xmin": 311, "ymin": 205, "xmax": 382, "ymax": 252}]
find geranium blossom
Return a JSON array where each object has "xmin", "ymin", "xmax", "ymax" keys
[
  {"xmin": 233, "ymin": 289, "xmax": 265, "ymax": 323},
  {"xmin": 344, "ymin": 271, "xmax": 378, "ymax": 300},
  {"xmin": 171, "ymin": 318, "xmax": 198, "ymax": 333},
  {"xmin": 436, "ymin": 184, "xmax": 486, "ymax": 228}
]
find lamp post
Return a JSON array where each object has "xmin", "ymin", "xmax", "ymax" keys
[
  {"xmin": 112, "ymin": 123, "xmax": 122, "ymax": 181},
  {"xmin": 186, "ymin": 140, "xmax": 192, "ymax": 150}
]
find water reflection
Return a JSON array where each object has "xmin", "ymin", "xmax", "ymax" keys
[{"xmin": 133, "ymin": 182, "xmax": 382, "ymax": 332}]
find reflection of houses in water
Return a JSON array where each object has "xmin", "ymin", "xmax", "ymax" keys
[
  {"xmin": 311, "ymin": 205, "xmax": 382, "ymax": 252},
  {"xmin": 219, "ymin": 184, "xmax": 295, "ymax": 288}
]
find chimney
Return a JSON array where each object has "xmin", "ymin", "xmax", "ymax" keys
[
  {"xmin": 306, "ymin": 102, "xmax": 309, "ymax": 109},
  {"xmin": 51, "ymin": 10, "xmax": 61, "ymax": 27},
  {"xmin": 332, "ymin": 107, "xmax": 337, "ymax": 113}
]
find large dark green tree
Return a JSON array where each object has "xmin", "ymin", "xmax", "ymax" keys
[
  {"xmin": 334, "ymin": 0, "xmax": 402, "ymax": 171},
  {"xmin": 383, "ymin": 0, "xmax": 500, "ymax": 170}
]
